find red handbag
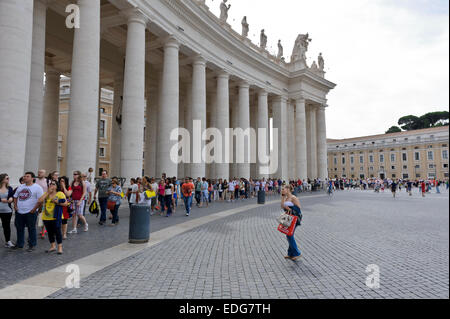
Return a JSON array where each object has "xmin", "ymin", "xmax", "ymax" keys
[
  {"xmin": 107, "ymin": 201, "xmax": 116, "ymax": 211},
  {"xmin": 277, "ymin": 215, "xmax": 298, "ymax": 236}
]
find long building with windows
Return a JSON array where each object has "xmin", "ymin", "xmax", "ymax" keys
[{"xmin": 327, "ymin": 126, "xmax": 449, "ymax": 180}]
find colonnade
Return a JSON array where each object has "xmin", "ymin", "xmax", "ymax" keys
[{"xmin": 0, "ymin": 0, "xmax": 329, "ymax": 185}]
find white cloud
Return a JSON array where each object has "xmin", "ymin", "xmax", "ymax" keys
[{"xmin": 205, "ymin": 0, "xmax": 449, "ymax": 139}]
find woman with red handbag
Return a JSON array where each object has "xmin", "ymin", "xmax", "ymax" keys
[
  {"xmin": 107, "ymin": 178, "xmax": 123, "ymax": 226},
  {"xmin": 281, "ymin": 185, "xmax": 303, "ymax": 261}
]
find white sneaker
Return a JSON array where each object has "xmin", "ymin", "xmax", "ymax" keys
[
  {"xmin": 68, "ymin": 229, "xmax": 78, "ymax": 234},
  {"xmin": 84, "ymin": 223, "xmax": 89, "ymax": 232},
  {"xmin": 5, "ymin": 241, "xmax": 14, "ymax": 248}
]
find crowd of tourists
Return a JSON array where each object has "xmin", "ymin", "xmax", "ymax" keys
[
  {"xmin": 326, "ymin": 177, "xmax": 449, "ymax": 198},
  {"xmin": 0, "ymin": 168, "xmax": 323, "ymax": 255}
]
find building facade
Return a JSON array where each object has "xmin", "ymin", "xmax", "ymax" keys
[
  {"xmin": 1, "ymin": 0, "xmax": 336, "ymax": 185},
  {"xmin": 327, "ymin": 126, "xmax": 449, "ymax": 181}
]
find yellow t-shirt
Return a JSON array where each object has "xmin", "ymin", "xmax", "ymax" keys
[{"xmin": 42, "ymin": 192, "xmax": 66, "ymax": 221}]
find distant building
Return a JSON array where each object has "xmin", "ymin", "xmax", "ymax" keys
[
  {"xmin": 327, "ymin": 126, "xmax": 449, "ymax": 180},
  {"xmin": 58, "ymin": 77, "xmax": 113, "ymax": 177}
]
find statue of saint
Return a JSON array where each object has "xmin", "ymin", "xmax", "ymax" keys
[
  {"xmin": 318, "ymin": 53, "xmax": 325, "ymax": 70},
  {"xmin": 260, "ymin": 29, "xmax": 267, "ymax": 50},
  {"xmin": 220, "ymin": 0, "xmax": 231, "ymax": 23},
  {"xmin": 241, "ymin": 16, "xmax": 249, "ymax": 37},
  {"xmin": 291, "ymin": 33, "xmax": 312, "ymax": 62},
  {"xmin": 277, "ymin": 40, "xmax": 283, "ymax": 59}
]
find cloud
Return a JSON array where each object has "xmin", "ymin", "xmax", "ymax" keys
[{"xmin": 205, "ymin": 0, "xmax": 449, "ymax": 139}]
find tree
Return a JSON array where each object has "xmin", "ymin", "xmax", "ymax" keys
[
  {"xmin": 386, "ymin": 126, "xmax": 402, "ymax": 134},
  {"xmin": 398, "ymin": 115, "xmax": 421, "ymax": 131}
]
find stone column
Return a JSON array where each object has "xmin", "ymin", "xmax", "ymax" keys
[
  {"xmin": 208, "ymin": 90, "xmax": 218, "ymax": 179},
  {"xmin": 216, "ymin": 71, "xmax": 230, "ymax": 180},
  {"xmin": 25, "ymin": 0, "xmax": 48, "ymax": 172},
  {"xmin": 144, "ymin": 79, "xmax": 158, "ymax": 178},
  {"xmin": 287, "ymin": 100, "xmax": 296, "ymax": 180},
  {"xmin": 120, "ymin": 11, "xmax": 147, "ymax": 183},
  {"xmin": 317, "ymin": 105, "xmax": 328, "ymax": 180},
  {"xmin": 272, "ymin": 96, "xmax": 288, "ymax": 181},
  {"xmin": 0, "ymin": 0, "xmax": 34, "ymax": 184},
  {"xmin": 66, "ymin": 0, "xmax": 100, "ymax": 176},
  {"xmin": 237, "ymin": 81, "xmax": 250, "ymax": 180},
  {"xmin": 250, "ymin": 94, "xmax": 258, "ymax": 179},
  {"xmin": 110, "ymin": 75, "xmax": 123, "ymax": 177},
  {"xmin": 184, "ymin": 80, "xmax": 193, "ymax": 178},
  {"xmin": 39, "ymin": 70, "xmax": 60, "ymax": 172},
  {"xmin": 157, "ymin": 36, "xmax": 179, "ymax": 178},
  {"xmin": 230, "ymin": 89, "xmax": 239, "ymax": 179},
  {"xmin": 257, "ymin": 89, "xmax": 269, "ymax": 179},
  {"xmin": 295, "ymin": 98, "xmax": 308, "ymax": 180},
  {"xmin": 191, "ymin": 55, "xmax": 207, "ymax": 179},
  {"xmin": 178, "ymin": 88, "xmax": 186, "ymax": 179},
  {"xmin": 307, "ymin": 105, "xmax": 318, "ymax": 179}
]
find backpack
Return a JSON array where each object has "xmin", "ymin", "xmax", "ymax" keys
[{"xmin": 89, "ymin": 200, "xmax": 99, "ymax": 217}]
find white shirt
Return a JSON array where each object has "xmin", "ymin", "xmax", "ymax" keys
[
  {"xmin": 14, "ymin": 184, "xmax": 44, "ymax": 215},
  {"xmin": 130, "ymin": 184, "xmax": 139, "ymax": 204},
  {"xmin": 228, "ymin": 181, "xmax": 235, "ymax": 191}
]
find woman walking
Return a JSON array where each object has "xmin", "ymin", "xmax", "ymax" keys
[
  {"xmin": 58, "ymin": 176, "xmax": 71, "ymax": 239},
  {"xmin": 164, "ymin": 179, "xmax": 174, "ymax": 217},
  {"xmin": 38, "ymin": 181, "xmax": 68, "ymax": 254},
  {"xmin": 68, "ymin": 171, "xmax": 88, "ymax": 234},
  {"xmin": 281, "ymin": 185, "xmax": 302, "ymax": 261},
  {"xmin": 0, "ymin": 174, "xmax": 15, "ymax": 248},
  {"xmin": 107, "ymin": 178, "xmax": 123, "ymax": 226}
]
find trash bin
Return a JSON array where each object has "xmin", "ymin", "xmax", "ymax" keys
[
  {"xmin": 129, "ymin": 204, "xmax": 151, "ymax": 244},
  {"xmin": 257, "ymin": 190, "xmax": 266, "ymax": 204}
]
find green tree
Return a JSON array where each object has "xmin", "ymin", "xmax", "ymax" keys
[
  {"xmin": 398, "ymin": 115, "xmax": 421, "ymax": 131},
  {"xmin": 386, "ymin": 126, "xmax": 402, "ymax": 134}
]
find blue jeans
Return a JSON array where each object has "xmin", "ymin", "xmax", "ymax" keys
[
  {"xmin": 184, "ymin": 196, "xmax": 193, "ymax": 215},
  {"xmin": 165, "ymin": 195, "xmax": 173, "ymax": 216},
  {"xmin": 15, "ymin": 213, "xmax": 37, "ymax": 248},
  {"xmin": 436, "ymin": 186, "xmax": 440, "ymax": 194},
  {"xmin": 110, "ymin": 204, "xmax": 120, "ymax": 224},
  {"xmin": 99, "ymin": 197, "xmax": 108, "ymax": 222},
  {"xmin": 286, "ymin": 225, "xmax": 301, "ymax": 258}
]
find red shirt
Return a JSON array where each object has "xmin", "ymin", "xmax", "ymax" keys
[
  {"xmin": 182, "ymin": 183, "xmax": 194, "ymax": 197},
  {"xmin": 71, "ymin": 183, "xmax": 83, "ymax": 200}
]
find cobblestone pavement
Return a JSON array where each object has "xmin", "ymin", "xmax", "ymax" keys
[
  {"xmin": 0, "ymin": 192, "xmax": 285, "ymax": 289},
  {"xmin": 46, "ymin": 189, "xmax": 449, "ymax": 299}
]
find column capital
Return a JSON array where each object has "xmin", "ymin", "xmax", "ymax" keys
[
  {"xmin": 238, "ymin": 80, "xmax": 250, "ymax": 89},
  {"xmin": 163, "ymin": 35, "xmax": 180, "ymax": 50},
  {"xmin": 257, "ymin": 88, "xmax": 268, "ymax": 97},
  {"xmin": 216, "ymin": 69, "xmax": 229, "ymax": 79},
  {"xmin": 121, "ymin": 9, "xmax": 149, "ymax": 26},
  {"xmin": 272, "ymin": 95, "xmax": 288, "ymax": 103},
  {"xmin": 192, "ymin": 54, "xmax": 206, "ymax": 67},
  {"xmin": 296, "ymin": 97, "xmax": 306, "ymax": 104}
]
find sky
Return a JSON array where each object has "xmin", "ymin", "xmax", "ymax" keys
[{"xmin": 204, "ymin": 0, "xmax": 449, "ymax": 139}]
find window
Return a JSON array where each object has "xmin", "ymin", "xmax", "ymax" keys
[
  {"xmin": 351, "ymin": 167, "xmax": 355, "ymax": 171},
  {"xmin": 360, "ymin": 156, "xmax": 364, "ymax": 164},
  {"xmin": 98, "ymin": 168, "xmax": 104, "ymax": 176},
  {"xmin": 402, "ymin": 153, "xmax": 407, "ymax": 162},
  {"xmin": 334, "ymin": 157, "xmax": 337, "ymax": 165},
  {"xmin": 444, "ymin": 164, "xmax": 449, "ymax": 169},
  {"xmin": 415, "ymin": 165, "xmax": 420, "ymax": 169},
  {"xmin": 391, "ymin": 166, "xmax": 396, "ymax": 170},
  {"xmin": 99, "ymin": 148, "xmax": 105, "ymax": 157},
  {"xmin": 390, "ymin": 154, "xmax": 396, "ymax": 162},
  {"xmin": 369, "ymin": 167, "xmax": 374, "ymax": 171},
  {"xmin": 427, "ymin": 151, "xmax": 434, "ymax": 161},
  {"xmin": 392, "ymin": 174, "xmax": 396, "ymax": 178},
  {"xmin": 443, "ymin": 150, "xmax": 448, "ymax": 160},
  {"xmin": 379, "ymin": 154, "xmax": 384, "ymax": 163},
  {"xmin": 100, "ymin": 108, "xmax": 105, "ymax": 114},
  {"xmin": 360, "ymin": 167, "xmax": 364, "ymax": 171},
  {"xmin": 403, "ymin": 174, "xmax": 409, "ymax": 179},
  {"xmin": 369, "ymin": 155, "xmax": 374, "ymax": 163},
  {"xmin": 342, "ymin": 157, "xmax": 346, "ymax": 165},
  {"xmin": 415, "ymin": 152, "xmax": 420, "ymax": 161},
  {"xmin": 99, "ymin": 120, "xmax": 106, "ymax": 138},
  {"xmin": 350, "ymin": 157, "xmax": 354, "ymax": 165},
  {"xmin": 403, "ymin": 165, "xmax": 408, "ymax": 170},
  {"xmin": 416, "ymin": 174, "xmax": 421, "ymax": 178},
  {"xmin": 428, "ymin": 145, "xmax": 433, "ymax": 149}
]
